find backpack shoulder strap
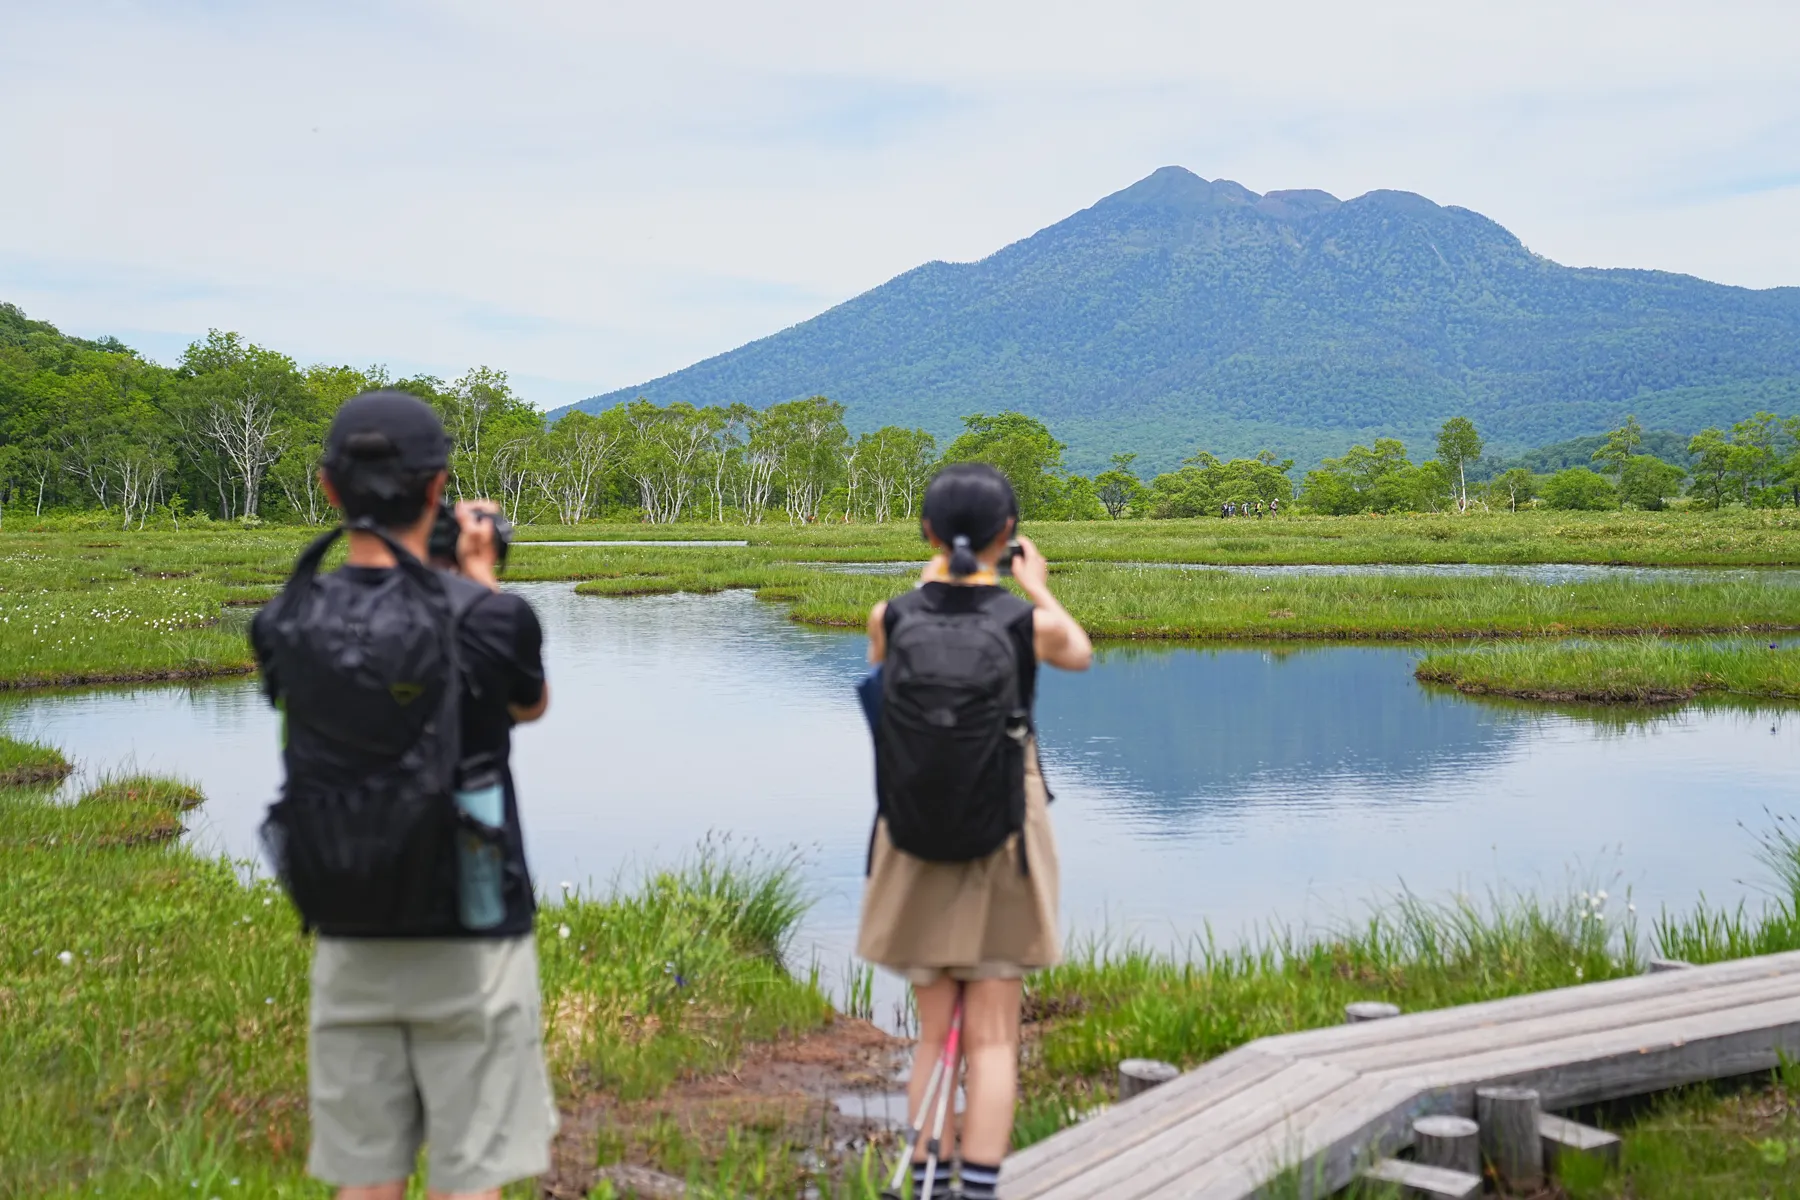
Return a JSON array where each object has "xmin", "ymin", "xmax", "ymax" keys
[
  {"xmin": 975, "ymin": 586, "xmax": 1035, "ymax": 629},
  {"xmin": 882, "ymin": 585, "xmax": 927, "ymax": 641},
  {"xmin": 271, "ymin": 526, "xmax": 347, "ymax": 621}
]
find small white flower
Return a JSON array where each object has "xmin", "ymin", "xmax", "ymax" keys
[
  {"xmin": 559, "ymin": 880, "xmax": 573, "ymax": 892},
  {"xmin": 1574, "ymin": 967, "xmax": 1584, "ymax": 979},
  {"xmin": 1595, "ymin": 912, "xmax": 1605, "ymax": 922},
  {"xmin": 262, "ymin": 897, "xmax": 272, "ymax": 906},
  {"xmin": 1596, "ymin": 890, "xmax": 1608, "ymax": 902},
  {"xmin": 558, "ymin": 924, "xmax": 571, "ymax": 940},
  {"xmin": 57, "ymin": 950, "xmax": 74, "ymax": 966},
  {"xmin": 1628, "ymin": 903, "xmax": 1637, "ymax": 913},
  {"xmin": 264, "ymin": 997, "xmax": 274, "ymax": 1005}
]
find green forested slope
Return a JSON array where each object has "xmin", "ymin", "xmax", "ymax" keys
[{"xmin": 560, "ymin": 167, "xmax": 1800, "ymax": 472}]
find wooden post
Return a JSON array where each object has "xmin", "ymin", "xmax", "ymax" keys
[
  {"xmin": 1117, "ymin": 1058, "xmax": 1179, "ymax": 1102},
  {"xmin": 1477, "ymin": 1085, "xmax": 1545, "ymax": 1192},
  {"xmin": 1413, "ymin": 1115, "xmax": 1480, "ymax": 1175},
  {"xmin": 1344, "ymin": 1001, "xmax": 1402, "ymax": 1023}
]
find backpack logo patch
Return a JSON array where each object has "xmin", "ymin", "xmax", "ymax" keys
[{"xmin": 389, "ymin": 682, "xmax": 425, "ymax": 706}]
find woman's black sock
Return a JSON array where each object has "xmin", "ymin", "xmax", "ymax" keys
[{"xmin": 959, "ymin": 1160, "xmax": 1001, "ymax": 1199}]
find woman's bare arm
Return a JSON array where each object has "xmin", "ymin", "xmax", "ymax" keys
[
  {"xmin": 1010, "ymin": 536, "xmax": 1092, "ymax": 671},
  {"xmin": 867, "ymin": 600, "xmax": 889, "ymax": 664}
]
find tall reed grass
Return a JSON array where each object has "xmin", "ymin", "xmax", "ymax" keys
[{"xmin": 1656, "ymin": 814, "xmax": 1800, "ymax": 963}]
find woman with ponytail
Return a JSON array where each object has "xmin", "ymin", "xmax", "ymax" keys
[{"xmin": 858, "ymin": 462, "xmax": 1092, "ymax": 1198}]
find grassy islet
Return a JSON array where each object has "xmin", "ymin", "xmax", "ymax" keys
[{"xmin": 1418, "ymin": 638, "xmax": 1800, "ymax": 703}]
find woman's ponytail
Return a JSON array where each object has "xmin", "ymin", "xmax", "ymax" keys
[
  {"xmin": 948, "ymin": 534, "xmax": 978, "ymax": 577},
  {"xmin": 922, "ymin": 464, "xmax": 1020, "ymax": 574}
]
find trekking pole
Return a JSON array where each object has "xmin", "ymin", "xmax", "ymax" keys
[
  {"xmin": 919, "ymin": 986, "xmax": 966, "ymax": 1200},
  {"xmin": 880, "ymin": 1046, "xmax": 950, "ymax": 1199}
]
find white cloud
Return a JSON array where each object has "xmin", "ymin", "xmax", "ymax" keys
[{"xmin": 3, "ymin": 0, "xmax": 1796, "ymax": 408}]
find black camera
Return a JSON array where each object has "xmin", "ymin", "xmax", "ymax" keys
[
  {"xmin": 428, "ymin": 500, "xmax": 513, "ymax": 570},
  {"xmin": 996, "ymin": 538, "xmax": 1024, "ymax": 578}
]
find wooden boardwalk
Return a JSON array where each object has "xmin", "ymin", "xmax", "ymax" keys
[{"xmin": 1001, "ymin": 950, "xmax": 1800, "ymax": 1199}]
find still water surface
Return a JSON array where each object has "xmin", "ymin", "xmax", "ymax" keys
[{"xmin": 4, "ymin": 583, "xmax": 1795, "ymax": 986}]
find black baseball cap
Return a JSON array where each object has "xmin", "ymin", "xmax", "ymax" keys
[{"xmin": 323, "ymin": 390, "xmax": 452, "ymax": 476}]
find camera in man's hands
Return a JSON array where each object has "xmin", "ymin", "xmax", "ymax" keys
[{"xmin": 428, "ymin": 499, "xmax": 514, "ymax": 570}]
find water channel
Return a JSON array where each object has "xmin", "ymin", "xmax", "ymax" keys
[{"xmin": 4, "ymin": 582, "xmax": 1795, "ymax": 1002}]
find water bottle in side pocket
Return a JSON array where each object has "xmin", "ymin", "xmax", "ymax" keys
[{"xmin": 454, "ymin": 758, "xmax": 506, "ymax": 931}]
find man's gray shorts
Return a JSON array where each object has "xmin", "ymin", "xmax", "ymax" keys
[{"xmin": 308, "ymin": 934, "xmax": 559, "ymax": 1193}]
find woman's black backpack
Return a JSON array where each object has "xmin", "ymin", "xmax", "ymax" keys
[
  {"xmin": 876, "ymin": 586, "xmax": 1035, "ymax": 863},
  {"xmin": 256, "ymin": 520, "xmax": 489, "ymax": 936}
]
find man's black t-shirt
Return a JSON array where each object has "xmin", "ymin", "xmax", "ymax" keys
[{"xmin": 251, "ymin": 567, "xmax": 546, "ymax": 937}]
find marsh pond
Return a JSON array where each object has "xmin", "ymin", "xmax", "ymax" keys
[{"xmin": 4, "ymin": 582, "xmax": 1795, "ymax": 988}]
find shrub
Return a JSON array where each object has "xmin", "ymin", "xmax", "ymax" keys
[
  {"xmin": 1618, "ymin": 456, "xmax": 1687, "ymax": 511},
  {"xmin": 1542, "ymin": 467, "xmax": 1616, "ymax": 511}
]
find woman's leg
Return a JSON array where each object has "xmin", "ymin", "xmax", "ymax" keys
[
  {"xmin": 959, "ymin": 977, "xmax": 1024, "ymax": 1166},
  {"xmin": 906, "ymin": 975, "xmax": 963, "ymax": 1163}
]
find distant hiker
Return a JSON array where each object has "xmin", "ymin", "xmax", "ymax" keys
[
  {"xmin": 1222, "ymin": 501, "xmax": 1231, "ymax": 518},
  {"xmin": 1269, "ymin": 497, "xmax": 1280, "ymax": 516},
  {"xmin": 252, "ymin": 391, "xmax": 556, "ymax": 1200},
  {"xmin": 858, "ymin": 462, "xmax": 1092, "ymax": 1200}
]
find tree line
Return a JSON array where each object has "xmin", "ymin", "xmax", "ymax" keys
[{"xmin": 4, "ymin": 304, "xmax": 1797, "ymax": 528}]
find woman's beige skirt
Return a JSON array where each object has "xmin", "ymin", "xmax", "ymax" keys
[{"xmin": 856, "ymin": 743, "xmax": 1060, "ymax": 980}]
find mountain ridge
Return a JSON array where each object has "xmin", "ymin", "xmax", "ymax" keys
[{"xmin": 557, "ymin": 167, "xmax": 1800, "ymax": 472}]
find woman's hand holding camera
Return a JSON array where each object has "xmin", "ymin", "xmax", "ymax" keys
[{"xmin": 1009, "ymin": 535, "xmax": 1050, "ymax": 596}]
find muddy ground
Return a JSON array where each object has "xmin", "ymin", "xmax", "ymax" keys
[{"xmin": 544, "ymin": 1015, "xmax": 908, "ymax": 1198}]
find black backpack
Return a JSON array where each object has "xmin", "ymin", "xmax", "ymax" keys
[
  {"xmin": 876, "ymin": 586, "xmax": 1035, "ymax": 864},
  {"xmin": 257, "ymin": 520, "xmax": 489, "ymax": 936}
]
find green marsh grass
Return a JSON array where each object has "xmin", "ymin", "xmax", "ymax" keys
[
  {"xmin": 518, "ymin": 508, "xmax": 1800, "ymax": 566},
  {"xmin": 1557, "ymin": 1064, "xmax": 1800, "ymax": 1199},
  {"xmin": 589, "ymin": 561, "xmax": 1800, "ymax": 641},
  {"xmin": 0, "ymin": 737, "xmax": 832, "ymax": 1197},
  {"xmin": 0, "ymin": 731, "xmax": 70, "ymax": 785},
  {"xmin": 1418, "ymin": 637, "xmax": 1800, "ymax": 703},
  {"xmin": 8, "ymin": 513, "xmax": 1800, "ymax": 686}
]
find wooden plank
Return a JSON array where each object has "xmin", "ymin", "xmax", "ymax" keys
[
  {"xmin": 1311, "ymin": 965, "xmax": 1800, "ymax": 1074},
  {"xmin": 1258, "ymin": 951, "xmax": 1800, "ymax": 1061},
  {"xmin": 1538, "ymin": 1113, "xmax": 1621, "ymax": 1174},
  {"xmin": 1371, "ymin": 993, "xmax": 1800, "ymax": 1108},
  {"xmin": 1002, "ymin": 1049, "xmax": 1293, "ymax": 1195},
  {"xmin": 1019, "ymin": 1060, "xmax": 1361, "ymax": 1200},
  {"xmin": 1322, "ymin": 969, "xmax": 1800, "ymax": 1076},
  {"xmin": 1172, "ymin": 1076, "xmax": 1429, "ymax": 1200},
  {"xmin": 1173, "ymin": 990, "xmax": 1799, "ymax": 1198},
  {"xmin": 1005, "ymin": 951, "xmax": 1800, "ymax": 1200},
  {"xmin": 1362, "ymin": 1158, "xmax": 1482, "ymax": 1199}
]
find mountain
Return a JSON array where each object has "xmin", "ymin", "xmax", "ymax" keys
[{"xmin": 557, "ymin": 167, "xmax": 1800, "ymax": 473}]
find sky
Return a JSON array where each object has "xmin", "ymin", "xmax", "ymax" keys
[{"xmin": 4, "ymin": 1, "xmax": 1798, "ymax": 411}]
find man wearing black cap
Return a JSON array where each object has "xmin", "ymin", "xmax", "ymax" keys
[{"xmin": 250, "ymin": 390, "xmax": 556, "ymax": 1200}]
